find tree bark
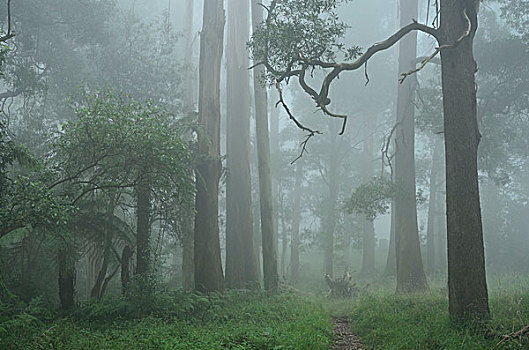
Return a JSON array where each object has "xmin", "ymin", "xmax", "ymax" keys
[
  {"xmin": 439, "ymin": 0, "xmax": 489, "ymax": 320},
  {"xmin": 290, "ymin": 160, "xmax": 303, "ymax": 282},
  {"xmin": 436, "ymin": 186, "xmax": 447, "ymax": 273},
  {"xmin": 426, "ymin": 136, "xmax": 443, "ymax": 273},
  {"xmin": 225, "ymin": 0, "xmax": 259, "ymax": 289},
  {"xmin": 252, "ymin": 0, "xmax": 279, "ymax": 293},
  {"xmin": 183, "ymin": 0, "xmax": 196, "ymax": 112},
  {"xmin": 384, "ymin": 199, "xmax": 396, "ymax": 276},
  {"xmin": 121, "ymin": 245, "xmax": 133, "ymax": 294},
  {"xmin": 360, "ymin": 122, "xmax": 375, "ymax": 276},
  {"xmin": 269, "ymin": 89, "xmax": 280, "ymax": 257},
  {"xmin": 280, "ymin": 201, "xmax": 288, "ymax": 278},
  {"xmin": 181, "ymin": 0, "xmax": 196, "ymax": 292},
  {"xmin": 394, "ymin": 0, "xmax": 428, "ymax": 293},
  {"xmin": 194, "ymin": 0, "xmax": 225, "ymax": 293},
  {"xmin": 91, "ymin": 205, "xmax": 114, "ymax": 299},
  {"xmin": 323, "ymin": 126, "xmax": 338, "ymax": 277},
  {"xmin": 90, "ymin": 242, "xmax": 109, "ymax": 299},
  {"xmin": 58, "ymin": 249, "xmax": 75, "ymax": 310},
  {"xmin": 135, "ymin": 180, "xmax": 151, "ymax": 277}
]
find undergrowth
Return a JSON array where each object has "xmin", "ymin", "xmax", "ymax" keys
[
  {"xmin": 346, "ymin": 280, "xmax": 529, "ymax": 349},
  {"xmin": 0, "ymin": 291, "xmax": 332, "ymax": 349}
]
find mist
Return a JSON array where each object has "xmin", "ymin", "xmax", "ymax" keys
[{"xmin": 1, "ymin": 0, "xmax": 528, "ymax": 348}]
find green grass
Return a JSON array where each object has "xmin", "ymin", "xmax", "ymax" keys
[
  {"xmin": 0, "ymin": 292, "xmax": 332, "ymax": 349},
  {"xmin": 344, "ymin": 277, "xmax": 529, "ymax": 349},
  {"xmin": 4, "ymin": 273, "xmax": 529, "ymax": 349}
]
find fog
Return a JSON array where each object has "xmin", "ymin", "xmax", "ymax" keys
[{"xmin": 1, "ymin": 0, "xmax": 528, "ymax": 348}]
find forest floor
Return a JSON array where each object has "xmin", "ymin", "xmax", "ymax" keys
[
  {"xmin": 332, "ymin": 316, "xmax": 364, "ymax": 349},
  {"xmin": 3, "ymin": 275, "xmax": 529, "ymax": 348}
]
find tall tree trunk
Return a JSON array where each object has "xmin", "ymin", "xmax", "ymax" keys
[
  {"xmin": 280, "ymin": 201, "xmax": 288, "ymax": 278},
  {"xmin": 252, "ymin": 0, "xmax": 279, "ymax": 293},
  {"xmin": 91, "ymin": 205, "xmax": 114, "ymax": 299},
  {"xmin": 269, "ymin": 89, "xmax": 280, "ymax": 253},
  {"xmin": 426, "ymin": 136, "xmax": 443, "ymax": 273},
  {"xmin": 58, "ymin": 249, "xmax": 75, "ymax": 310},
  {"xmin": 181, "ymin": 0, "xmax": 196, "ymax": 292},
  {"xmin": 121, "ymin": 245, "xmax": 133, "ymax": 294},
  {"xmin": 394, "ymin": 0, "xmax": 428, "ymax": 293},
  {"xmin": 183, "ymin": 0, "xmax": 196, "ymax": 111},
  {"xmin": 439, "ymin": 0, "xmax": 489, "ymax": 320},
  {"xmin": 361, "ymin": 122, "xmax": 375, "ymax": 275},
  {"xmin": 136, "ymin": 180, "xmax": 151, "ymax": 277},
  {"xmin": 252, "ymin": 190, "xmax": 262, "ymax": 280},
  {"xmin": 290, "ymin": 160, "xmax": 303, "ymax": 282},
  {"xmin": 194, "ymin": 0, "xmax": 225, "ymax": 293},
  {"xmin": 181, "ymin": 218, "xmax": 194, "ymax": 290},
  {"xmin": 225, "ymin": 0, "xmax": 259, "ymax": 289},
  {"xmin": 323, "ymin": 127, "xmax": 338, "ymax": 277},
  {"xmin": 90, "ymin": 243, "xmax": 109, "ymax": 299},
  {"xmin": 436, "ymin": 184, "xmax": 447, "ymax": 273},
  {"xmin": 384, "ymin": 199, "xmax": 396, "ymax": 276}
]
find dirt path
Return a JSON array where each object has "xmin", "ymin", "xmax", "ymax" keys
[{"xmin": 332, "ymin": 317, "xmax": 364, "ymax": 350}]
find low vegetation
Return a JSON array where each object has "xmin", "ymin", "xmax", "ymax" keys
[
  {"xmin": 4, "ymin": 274, "xmax": 529, "ymax": 349},
  {"xmin": 0, "ymin": 291, "xmax": 332, "ymax": 349}
]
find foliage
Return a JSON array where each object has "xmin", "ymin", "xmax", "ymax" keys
[
  {"xmin": 0, "ymin": 121, "xmax": 72, "ymax": 238},
  {"xmin": 52, "ymin": 90, "xmax": 195, "ymax": 233},
  {"xmin": 249, "ymin": 0, "xmax": 359, "ymax": 81},
  {"xmin": 345, "ymin": 176, "xmax": 395, "ymax": 221}
]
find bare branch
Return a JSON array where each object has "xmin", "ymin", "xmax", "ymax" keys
[
  {"xmin": 400, "ymin": 8, "xmax": 472, "ymax": 84},
  {"xmin": 274, "ymin": 79, "xmax": 321, "ymax": 136},
  {"xmin": 313, "ymin": 21, "xmax": 439, "ymax": 103},
  {"xmin": 381, "ymin": 121, "xmax": 401, "ymax": 177},
  {"xmin": 399, "ymin": 46, "xmax": 444, "ymax": 84},
  {"xmin": 290, "ymin": 132, "xmax": 316, "ymax": 165},
  {"xmin": 363, "ymin": 61, "xmax": 370, "ymax": 86}
]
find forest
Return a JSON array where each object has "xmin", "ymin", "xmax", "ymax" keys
[{"xmin": 1, "ymin": 0, "xmax": 529, "ymax": 348}]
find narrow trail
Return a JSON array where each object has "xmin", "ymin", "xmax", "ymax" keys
[{"xmin": 332, "ymin": 317, "xmax": 364, "ymax": 350}]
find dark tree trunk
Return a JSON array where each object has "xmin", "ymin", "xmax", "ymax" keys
[
  {"xmin": 136, "ymin": 180, "xmax": 151, "ymax": 277},
  {"xmin": 252, "ymin": 0, "xmax": 279, "ymax": 293},
  {"xmin": 194, "ymin": 0, "xmax": 225, "ymax": 293},
  {"xmin": 121, "ymin": 245, "xmax": 133, "ymax": 294},
  {"xmin": 225, "ymin": 0, "xmax": 259, "ymax": 289},
  {"xmin": 90, "ymin": 243, "xmax": 109, "ymax": 299},
  {"xmin": 91, "ymin": 207, "xmax": 113, "ymax": 299},
  {"xmin": 290, "ymin": 160, "xmax": 303, "ymax": 282},
  {"xmin": 439, "ymin": 0, "xmax": 489, "ymax": 320},
  {"xmin": 182, "ymin": 218, "xmax": 194, "ymax": 290},
  {"xmin": 99, "ymin": 265, "xmax": 119, "ymax": 298},
  {"xmin": 436, "ymin": 190, "xmax": 447, "ymax": 273},
  {"xmin": 58, "ymin": 250, "xmax": 75, "ymax": 310},
  {"xmin": 394, "ymin": 0, "xmax": 428, "ymax": 293}
]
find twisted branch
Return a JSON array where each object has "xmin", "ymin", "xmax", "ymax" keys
[{"xmin": 400, "ymin": 8, "xmax": 473, "ymax": 83}]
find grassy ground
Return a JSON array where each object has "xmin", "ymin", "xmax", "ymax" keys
[
  {"xmin": 3, "ymin": 264, "xmax": 529, "ymax": 349},
  {"xmin": 0, "ymin": 292, "xmax": 332, "ymax": 349},
  {"xmin": 322, "ymin": 274, "xmax": 529, "ymax": 349}
]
